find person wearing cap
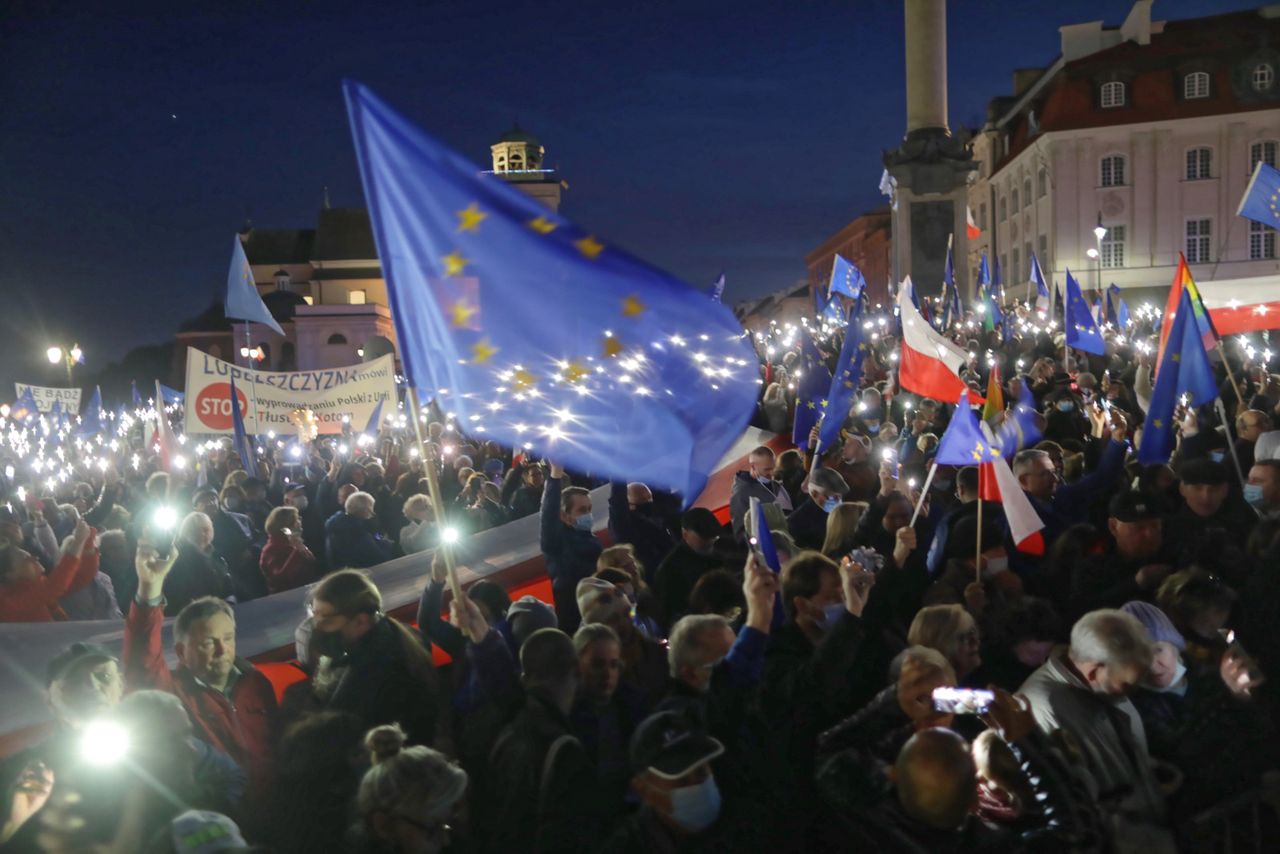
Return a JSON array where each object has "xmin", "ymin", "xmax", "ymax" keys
[
  {"xmin": 728, "ymin": 446, "xmax": 793, "ymax": 544},
  {"xmin": 1067, "ymin": 492, "xmax": 1173, "ymax": 620},
  {"xmin": 1166, "ymin": 458, "xmax": 1256, "ymax": 564},
  {"xmin": 577, "ymin": 576, "xmax": 668, "ymax": 709},
  {"xmin": 787, "ymin": 466, "xmax": 849, "ymax": 551},
  {"xmin": 652, "ymin": 507, "xmax": 726, "ymax": 629},
  {"xmin": 541, "ymin": 461, "xmax": 603, "ymax": 635}
]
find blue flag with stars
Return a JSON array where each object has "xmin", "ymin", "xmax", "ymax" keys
[
  {"xmin": 829, "ymin": 255, "xmax": 866, "ymax": 300},
  {"xmin": 225, "ymin": 235, "xmax": 285, "ymax": 336},
  {"xmin": 1064, "ymin": 269, "xmax": 1106, "ymax": 355},
  {"xmin": 935, "ymin": 390, "xmax": 1002, "ymax": 467},
  {"xmin": 941, "ymin": 242, "xmax": 961, "ymax": 329},
  {"xmin": 77, "ymin": 386, "xmax": 104, "ymax": 437},
  {"xmin": 344, "ymin": 81, "xmax": 759, "ymax": 499},
  {"xmin": 792, "ymin": 328, "xmax": 832, "ymax": 446},
  {"xmin": 363, "ymin": 395, "xmax": 385, "ymax": 435},
  {"xmin": 1030, "ymin": 253, "xmax": 1050, "ymax": 307},
  {"xmin": 1236, "ymin": 161, "xmax": 1280, "ymax": 229},
  {"xmin": 816, "ymin": 299, "xmax": 867, "ymax": 456},
  {"xmin": 1138, "ymin": 287, "xmax": 1220, "ymax": 464},
  {"xmin": 1117, "ymin": 298, "xmax": 1131, "ymax": 329}
]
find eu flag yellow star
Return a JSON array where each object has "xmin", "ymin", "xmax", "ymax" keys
[
  {"xmin": 806, "ymin": 401, "xmax": 816, "ymax": 410},
  {"xmin": 575, "ymin": 235, "xmax": 605, "ymax": 260},
  {"xmin": 449, "ymin": 300, "xmax": 478, "ymax": 329},
  {"xmin": 562, "ymin": 361, "xmax": 589, "ymax": 384},
  {"xmin": 511, "ymin": 369, "xmax": 538, "ymax": 391},
  {"xmin": 441, "ymin": 250, "xmax": 469, "ymax": 277},
  {"xmin": 471, "ymin": 337, "xmax": 497, "ymax": 364},
  {"xmin": 456, "ymin": 203, "xmax": 487, "ymax": 233},
  {"xmin": 603, "ymin": 336, "xmax": 625, "ymax": 358},
  {"xmin": 819, "ymin": 399, "xmax": 828, "ymax": 408},
  {"xmin": 1153, "ymin": 418, "xmax": 1163, "ymax": 428},
  {"xmin": 622, "ymin": 295, "xmax": 645, "ymax": 317},
  {"xmin": 528, "ymin": 216, "xmax": 557, "ymax": 235}
]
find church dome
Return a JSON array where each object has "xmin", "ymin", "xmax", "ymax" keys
[{"xmin": 495, "ymin": 124, "xmax": 540, "ymax": 146}]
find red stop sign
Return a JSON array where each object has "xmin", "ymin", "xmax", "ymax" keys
[{"xmin": 194, "ymin": 383, "xmax": 249, "ymax": 431}]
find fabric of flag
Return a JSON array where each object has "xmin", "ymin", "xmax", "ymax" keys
[
  {"xmin": 898, "ymin": 277, "xmax": 982, "ymax": 404},
  {"xmin": 815, "ymin": 299, "xmax": 868, "ymax": 456},
  {"xmin": 1054, "ymin": 282, "xmax": 1064, "ymax": 319},
  {"xmin": 992, "ymin": 256, "xmax": 1005, "ymax": 307},
  {"xmin": 1105, "ymin": 284, "xmax": 1121, "ymax": 325},
  {"xmin": 822, "ymin": 293, "xmax": 845, "ymax": 323},
  {"xmin": 978, "ymin": 254, "xmax": 1003, "ymax": 331},
  {"xmin": 981, "ymin": 364, "xmax": 1004, "ymax": 423},
  {"xmin": 1064, "ymin": 270, "xmax": 1106, "ymax": 356},
  {"xmin": 749, "ymin": 496, "xmax": 782, "ymax": 574},
  {"xmin": 935, "ymin": 391, "xmax": 1002, "ymax": 468},
  {"xmin": 1157, "ymin": 253, "xmax": 1218, "ymax": 370},
  {"xmin": 131, "ymin": 380, "xmax": 142, "ymax": 407},
  {"xmin": 966, "ymin": 206, "xmax": 981, "ymax": 240},
  {"xmin": 942, "ymin": 243, "xmax": 961, "ymax": 329},
  {"xmin": 344, "ymin": 81, "xmax": 760, "ymax": 499},
  {"xmin": 1030, "ymin": 254, "xmax": 1050, "ymax": 312},
  {"xmin": 708, "ymin": 273, "xmax": 726, "ymax": 303},
  {"xmin": 158, "ymin": 384, "xmax": 185, "ymax": 405},
  {"xmin": 11, "ymin": 388, "xmax": 38, "ymax": 423},
  {"xmin": 225, "ymin": 235, "xmax": 285, "ymax": 335},
  {"xmin": 829, "ymin": 255, "xmax": 866, "ymax": 300},
  {"xmin": 77, "ymin": 386, "xmax": 104, "ymax": 436},
  {"xmin": 1138, "ymin": 287, "xmax": 1221, "ymax": 465},
  {"xmin": 152, "ymin": 380, "xmax": 175, "ymax": 470},
  {"xmin": 792, "ymin": 329, "xmax": 832, "ymax": 446},
  {"xmin": 994, "ymin": 376, "xmax": 1043, "ymax": 456},
  {"xmin": 363, "ymin": 396, "xmax": 385, "ymax": 435},
  {"xmin": 230, "ymin": 376, "xmax": 257, "ymax": 473},
  {"xmin": 1236, "ymin": 160, "xmax": 1280, "ymax": 229},
  {"xmin": 1117, "ymin": 298, "xmax": 1131, "ymax": 329}
]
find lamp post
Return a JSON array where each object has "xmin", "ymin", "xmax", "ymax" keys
[
  {"xmin": 1093, "ymin": 214, "xmax": 1108, "ymax": 307},
  {"xmin": 46, "ymin": 344, "xmax": 82, "ymax": 387}
]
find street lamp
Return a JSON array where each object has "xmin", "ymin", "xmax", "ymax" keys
[
  {"xmin": 46, "ymin": 344, "xmax": 82, "ymax": 386},
  {"xmin": 239, "ymin": 346, "xmax": 265, "ymax": 363},
  {"xmin": 1093, "ymin": 213, "xmax": 1108, "ymax": 303}
]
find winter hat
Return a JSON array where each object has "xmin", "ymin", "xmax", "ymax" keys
[
  {"xmin": 169, "ymin": 810, "xmax": 247, "ymax": 853},
  {"xmin": 576, "ymin": 577, "xmax": 629, "ymax": 624},
  {"xmin": 507, "ymin": 595, "xmax": 557, "ymax": 649},
  {"xmin": 1120, "ymin": 601, "xmax": 1185, "ymax": 651}
]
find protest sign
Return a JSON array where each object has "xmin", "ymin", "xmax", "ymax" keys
[
  {"xmin": 14, "ymin": 383, "xmax": 82, "ymax": 413},
  {"xmin": 183, "ymin": 347, "xmax": 397, "ymax": 434}
]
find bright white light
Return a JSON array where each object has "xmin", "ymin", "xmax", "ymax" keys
[
  {"xmin": 172, "ymin": 455, "xmax": 187, "ymax": 470},
  {"xmin": 80, "ymin": 720, "xmax": 130, "ymax": 766},
  {"xmin": 46, "ymin": 346, "xmax": 62, "ymax": 364},
  {"xmin": 289, "ymin": 445, "xmax": 302, "ymax": 459},
  {"xmin": 441, "ymin": 527, "xmax": 460, "ymax": 545},
  {"xmin": 153, "ymin": 506, "xmax": 179, "ymax": 531},
  {"xmin": 1086, "ymin": 248, "xmax": 1099, "ymax": 259}
]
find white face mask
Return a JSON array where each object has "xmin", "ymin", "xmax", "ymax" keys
[
  {"xmin": 668, "ymin": 774, "xmax": 721, "ymax": 833},
  {"xmin": 982, "ymin": 555, "xmax": 1009, "ymax": 577}
]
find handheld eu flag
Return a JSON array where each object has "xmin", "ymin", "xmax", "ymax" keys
[
  {"xmin": 1064, "ymin": 269, "xmax": 1106, "ymax": 356},
  {"xmin": 343, "ymin": 82, "xmax": 759, "ymax": 499},
  {"xmin": 815, "ymin": 297, "xmax": 868, "ymax": 456},
  {"xmin": 935, "ymin": 391, "xmax": 1001, "ymax": 467},
  {"xmin": 225, "ymin": 236, "xmax": 284, "ymax": 336},
  {"xmin": 829, "ymin": 255, "xmax": 866, "ymax": 300},
  {"xmin": 792, "ymin": 329, "xmax": 831, "ymax": 446},
  {"xmin": 1138, "ymin": 287, "xmax": 1220, "ymax": 465},
  {"xmin": 1236, "ymin": 161, "xmax": 1280, "ymax": 229}
]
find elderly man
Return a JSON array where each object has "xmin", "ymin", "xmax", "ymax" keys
[
  {"xmin": 729, "ymin": 446, "xmax": 793, "ymax": 543},
  {"xmin": 1019, "ymin": 609, "xmax": 1165, "ymax": 825},
  {"xmin": 788, "ymin": 467, "xmax": 850, "ymax": 551},
  {"xmin": 324, "ymin": 490, "xmax": 393, "ymax": 569},
  {"xmin": 1245, "ymin": 459, "xmax": 1280, "ymax": 516}
]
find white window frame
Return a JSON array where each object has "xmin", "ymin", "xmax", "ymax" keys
[
  {"xmin": 1037, "ymin": 169, "xmax": 1048, "ymax": 198},
  {"xmin": 1100, "ymin": 81, "xmax": 1126, "ymax": 108},
  {"xmin": 1101, "ymin": 226, "xmax": 1126, "ymax": 269},
  {"xmin": 1184, "ymin": 71, "xmax": 1210, "ymax": 100},
  {"xmin": 1185, "ymin": 218, "xmax": 1212, "ymax": 264},
  {"xmin": 1185, "ymin": 146, "xmax": 1212, "ymax": 180},
  {"xmin": 1100, "ymin": 154, "xmax": 1126, "ymax": 187},
  {"xmin": 1250, "ymin": 220, "xmax": 1276, "ymax": 260},
  {"xmin": 1251, "ymin": 140, "xmax": 1278, "ymax": 170},
  {"xmin": 1253, "ymin": 63, "xmax": 1275, "ymax": 93},
  {"xmin": 348, "ymin": 289, "xmax": 367, "ymax": 305}
]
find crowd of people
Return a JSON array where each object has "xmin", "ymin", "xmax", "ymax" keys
[{"xmin": 2, "ymin": 294, "xmax": 1280, "ymax": 852}]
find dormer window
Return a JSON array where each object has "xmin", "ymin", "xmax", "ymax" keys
[
  {"xmin": 1253, "ymin": 63, "xmax": 1274, "ymax": 92},
  {"xmin": 1184, "ymin": 71, "xmax": 1210, "ymax": 100},
  {"xmin": 1100, "ymin": 81, "xmax": 1126, "ymax": 108}
]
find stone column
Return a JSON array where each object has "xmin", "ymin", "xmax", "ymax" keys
[{"xmin": 904, "ymin": 0, "xmax": 949, "ymax": 137}]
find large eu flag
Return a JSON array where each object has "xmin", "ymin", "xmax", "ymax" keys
[
  {"xmin": 344, "ymin": 82, "xmax": 759, "ymax": 499},
  {"xmin": 1137, "ymin": 287, "xmax": 1220, "ymax": 464},
  {"xmin": 1237, "ymin": 161, "xmax": 1280, "ymax": 229}
]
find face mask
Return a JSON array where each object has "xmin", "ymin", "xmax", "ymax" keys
[
  {"xmin": 668, "ymin": 774, "xmax": 721, "ymax": 833},
  {"xmin": 865, "ymin": 423, "xmax": 880, "ymax": 435},
  {"xmin": 574, "ymin": 514, "xmax": 594, "ymax": 532},
  {"xmin": 312, "ymin": 630, "xmax": 347, "ymax": 660},
  {"xmin": 1245, "ymin": 483, "xmax": 1267, "ymax": 508},
  {"xmin": 1147, "ymin": 659, "xmax": 1188, "ymax": 694},
  {"xmin": 822, "ymin": 496, "xmax": 840, "ymax": 513},
  {"xmin": 821, "ymin": 601, "xmax": 847, "ymax": 631},
  {"xmin": 289, "ymin": 496, "xmax": 309, "ymax": 512},
  {"xmin": 982, "ymin": 555, "xmax": 1009, "ymax": 576},
  {"xmin": 224, "ymin": 498, "xmax": 244, "ymax": 512},
  {"xmin": 1056, "ymin": 401, "xmax": 1075, "ymax": 413},
  {"xmin": 756, "ymin": 475, "xmax": 773, "ymax": 486}
]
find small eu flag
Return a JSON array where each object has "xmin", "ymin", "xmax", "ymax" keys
[
  {"xmin": 1138, "ymin": 287, "xmax": 1220, "ymax": 465},
  {"xmin": 829, "ymin": 255, "xmax": 866, "ymax": 300},
  {"xmin": 816, "ymin": 297, "xmax": 867, "ymax": 455},
  {"xmin": 343, "ymin": 82, "xmax": 759, "ymax": 499},
  {"xmin": 1064, "ymin": 269, "xmax": 1106, "ymax": 355},
  {"xmin": 230, "ymin": 376, "xmax": 256, "ymax": 473},
  {"xmin": 792, "ymin": 328, "xmax": 831, "ymax": 446},
  {"xmin": 1236, "ymin": 161, "xmax": 1280, "ymax": 229},
  {"xmin": 225, "ymin": 235, "xmax": 284, "ymax": 336},
  {"xmin": 935, "ymin": 390, "xmax": 1002, "ymax": 467}
]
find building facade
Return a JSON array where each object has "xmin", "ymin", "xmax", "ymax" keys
[
  {"xmin": 805, "ymin": 206, "xmax": 893, "ymax": 308},
  {"xmin": 976, "ymin": 1, "xmax": 1280, "ymax": 305},
  {"xmin": 173, "ymin": 127, "xmax": 563, "ymax": 380}
]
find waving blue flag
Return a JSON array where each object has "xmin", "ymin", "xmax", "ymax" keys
[
  {"xmin": 77, "ymin": 386, "xmax": 104, "ymax": 436},
  {"xmin": 1105, "ymin": 284, "xmax": 1121, "ymax": 325},
  {"xmin": 708, "ymin": 272, "xmax": 726, "ymax": 303},
  {"xmin": 941, "ymin": 241, "xmax": 961, "ymax": 329},
  {"xmin": 131, "ymin": 380, "xmax": 142, "ymax": 407},
  {"xmin": 363, "ymin": 396, "xmax": 385, "ymax": 435},
  {"xmin": 816, "ymin": 299, "xmax": 867, "ymax": 456},
  {"xmin": 829, "ymin": 255, "xmax": 866, "ymax": 300},
  {"xmin": 792, "ymin": 329, "xmax": 832, "ymax": 446},
  {"xmin": 230, "ymin": 376, "xmax": 256, "ymax": 473},
  {"xmin": 344, "ymin": 81, "xmax": 758, "ymax": 499},
  {"xmin": 1237, "ymin": 161, "xmax": 1280, "ymax": 229},
  {"xmin": 1117, "ymin": 298, "xmax": 1131, "ymax": 329},
  {"xmin": 158, "ymin": 384, "xmax": 184, "ymax": 406},
  {"xmin": 995, "ymin": 377, "xmax": 1043, "ymax": 457},
  {"xmin": 225, "ymin": 235, "xmax": 285, "ymax": 336},
  {"xmin": 1030, "ymin": 253, "xmax": 1050, "ymax": 308},
  {"xmin": 11, "ymin": 387, "xmax": 39, "ymax": 423},
  {"xmin": 1064, "ymin": 270, "xmax": 1106, "ymax": 356},
  {"xmin": 992, "ymin": 256, "xmax": 1005, "ymax": 306},
  {"xmin": 1138, "ymin": 287, "xmax": 1220, "ymax": 464},
  {"xmin": 935, "ymin": 390, "xmax": 1002, "ymax": 467}
]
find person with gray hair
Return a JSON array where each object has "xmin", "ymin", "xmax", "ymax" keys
[
  {"xmin": 357, "ymin": 723, "xmax": 468, "ymax": 852},
  {"xmin": 162, "ymin": 511, "xmax": 233, "ymax": 616},
  {"xmin": 325, "ymin": 489, "xmax": 393, "ymax": 569},
  {"xmin": 788, "ymin": 466, "xmax": 850, "ymax": 550},
  {"xmin": 1018, "ymin": 609, "xmax": 1165, "ymax": 824}
]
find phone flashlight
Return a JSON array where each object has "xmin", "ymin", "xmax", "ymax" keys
[{"xmin": 79, "ymin": 719, "xmax": 130, "ymax": 766}]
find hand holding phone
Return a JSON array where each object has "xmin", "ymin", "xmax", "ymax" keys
[{"xmin": 932, "ymin": 687, "xmax": 995, "ymax": 715}]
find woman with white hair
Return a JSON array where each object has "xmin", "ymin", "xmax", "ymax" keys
[
  {"xmin": 355, "ymin": 724, "xmax": 468, "ymax": 853},
  {"xmin": 162, "ymin": 511, "xmax": 233, "ymax": 616},
  {"xmin": 399, "ymin": 494, "xmax": 436, "ymax": 555}
]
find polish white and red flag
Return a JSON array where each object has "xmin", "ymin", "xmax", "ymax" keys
[
  {"xmin": 897, "ymin": 278, "xmax": 982, "ymax": 404},
  {"xmin": 966, "ymin": 206, "xmax": 982, "ymax": 240},
  {"xmin": 1194, "ymin": 274, "xmax": 1280, "ymax": 336}
]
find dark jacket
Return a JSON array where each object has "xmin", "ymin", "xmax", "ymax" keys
[
  {"xmin": 324, "ymin": 510, "xmax": 394, "ymax": 569},
  {"xmin": 163, "ymin": 542, "xmax": 234, "ymax": 616},
  {"xmin": 787, "ymin": 496, "xmax": 829, "ymax": 551},
  {"xmin": 509, "ymin": 484, "xmax": 542, "ymax": 519},
  {"xmin": 652, "ymin": 541, "xmax": 724, "ymax": 628},
  {"xmin": 729, "ymin": 470, "xmax": 792, "ymax": 543},
  {"xmin": 607, "ymin": 481, "xmax": 677, "ymax": 581},
  {"xmin": 539, "ymin": 476, "xmax": 602, "ymax": 633},
  {"xmin": 477, "ymin": 693, "xmax": 603, "ymax": 853}
]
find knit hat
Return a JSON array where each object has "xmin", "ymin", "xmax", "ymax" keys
[
  {"xmin": 507, "ymin": 595, "xmax": 557, "ymax": 649},
  {"xmin": 1120, "ymin": 601, "xmax": 1185, "ymax": 651},
  {"xmin": 576, "ymin": 577, "xmax": 629, "ymax": 624},
  {"xmin": 169, "ymin": 810, "xmax": 247, "ymax": 853}
]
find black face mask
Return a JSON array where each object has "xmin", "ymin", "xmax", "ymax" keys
[
  {"xmin": 312, "ymin": 630, "xmax": 347, "ymax": 659},
  {"xmin": 633, "ymin": 502, "xmax": 657, "ymax": 516}
]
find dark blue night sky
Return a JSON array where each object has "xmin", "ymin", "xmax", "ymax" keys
[{"xmin": 0, "ymin": 0, "xmax": 1255, "ymax": 392}]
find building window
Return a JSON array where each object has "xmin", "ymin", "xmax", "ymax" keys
[
  {"xmin": 1100, "ymin": 154, "xmax": 1126, "ymax": 187},
  {"xmin": 1185, "ymin": 147, "xmax": 1211, "ymax": 180},
  {"xmin": 1024, "ymin": 242, "xmax": 1033, "ymax": 280},
  {"xmin": 1251, "ymin": 140, "xmax": 1278, "ymax": 170},
  {"xmin": 1037, "ymin": 169, "xmax": 1048, "ymax": 198},
  {"xmin": 1011, "ymin": 248, "xmax": 1021, "ymax": 283},
  {"xmin": 999, "ymin": 197, "xmax": 1007, "ymax": 222},
  {"xmin": 1023, "ymin": 178, "xmax": 1032, "ymax": 206},
  {"xmin": 1185, "ymin": 219, "xmax": 1212, "ymax": 263},
  {"xmin": 348, "ymin": 289, "xmax": 367, "ymax": 305},
  {"xmin": 1253, "ymin": 63, "xmax": 1275, "ymax": 92},
  {"xmin": 1101, "ymin": 226, "xmax": 1125, "ymax": 268},
  {"xmin": 1038, "ymin": 235, "xmax": 1048, "ymax": 268},
  {"xmin": 979, "ymin": 203, "xmax": 987, "ymax": 229},
  {"xmin": 1100, "ymin": 81, "xmax": 1126, "ymax": 108},
  {"xmin": 302, "ymin": 295, "xmax": 314, "ymax": 305},
  {"xmin": 1012, "ymin": 189, "xmax": 1020, "ymax": 213},
  {"xmin": 1000, "ymin": 255, "xmax": 1008, "ymax": 283},
  {"xmin": 1250, "ymin": 220, "xmax": 1277, "ymax": 259},
  {"xmin": 327, "ymin": 333, "xmax": 347, "ymax": 345},
  {"xmin": 1184, "ymin": 71, "xmax": 1210, "ymax": 100}
]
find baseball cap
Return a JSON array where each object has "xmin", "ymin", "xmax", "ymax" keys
[
  {"xmin": 47, "ymin": 642, "xmax": 116, "ymax": 687},
  {"xmin": 507, "ymin": 595, "xmax": 557, "ymax": 649},
  {"xmin": 1108, "ymin": 491, "xmax": 1167, "ymax": 523},
  {"xmin": 680, "ymin": 507, "xmax": 721, "ymax": 540},
  {"xmin": 1177, "ymin": 457, "xmax": 1230, "ymax": 486},
  {"xmin": 630, "ymin": 710, "xmax": 725, "ymax": 780}
]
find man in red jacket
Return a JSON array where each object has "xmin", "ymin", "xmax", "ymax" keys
[{"xmin": 122, "ymin": 541, "xmax": 279, "ymax": 792}]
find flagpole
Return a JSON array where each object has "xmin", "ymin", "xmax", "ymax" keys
[
  {"xmin": 909, "ymin": 462, "xmax": 937, "ymax": 527},
  {"xmin": 974, "ymin": 493, "xmax": 984, "ymax": 586},
  {"xmin": 1216, "ymin": 341, "xmax": 1247, "ymax": 409},
  {"xmin": 407, "ymin": 386, "xmax": 463, "ymax": 602},
  {"xmin": 1215, "ymin": 398, "xmax": 1251, "ymax": 494},
  {"xmin": 242, "ymin": 321, "xmax": 265, "ymax": 473}
]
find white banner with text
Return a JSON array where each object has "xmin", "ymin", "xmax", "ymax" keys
[{"xmin": 14, "ymin": 383, "xmax": 82, "ymax": 413}]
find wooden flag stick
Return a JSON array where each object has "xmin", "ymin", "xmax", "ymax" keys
[
  {"xmin": 909, "ymin": 462, "xmax": 937, "ymax": 528},
  {"xmin": 407, "ymin": 387, "xmax": 463, "ymax": 603}
]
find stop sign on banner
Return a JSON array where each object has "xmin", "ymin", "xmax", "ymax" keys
[{"xmin": 194, "ymin": 382, "xmax": 249, "ymax": 431}]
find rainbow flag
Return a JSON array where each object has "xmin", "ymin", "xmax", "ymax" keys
[{"xmin": 1157, "ymin": 253, "xmax": 1218, "ymax": 370}]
